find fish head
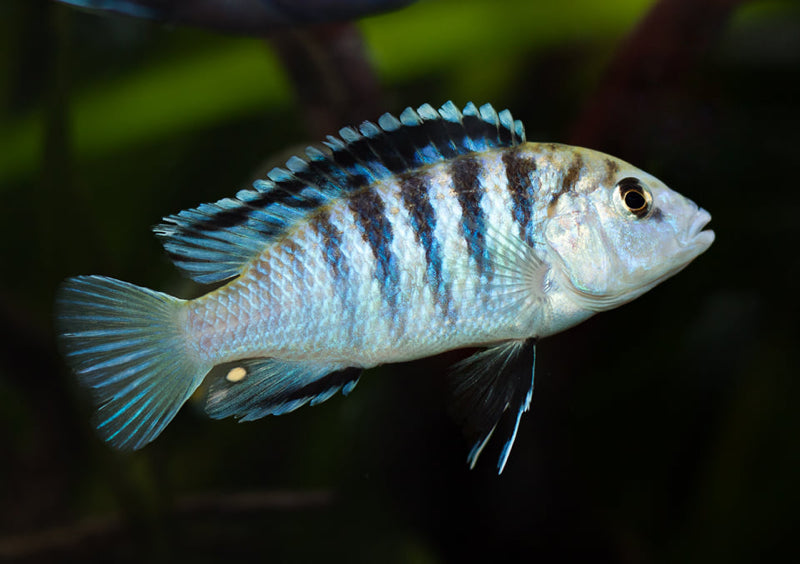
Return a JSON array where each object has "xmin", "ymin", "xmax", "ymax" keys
[{"xmin": 543, "ymin": 151, "xmax": 715, "ymax": 312}]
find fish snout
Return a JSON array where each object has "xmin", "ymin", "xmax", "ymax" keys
[{"xmin": 684, "ymin": 208, "xmax": 715, "ymax": 251}]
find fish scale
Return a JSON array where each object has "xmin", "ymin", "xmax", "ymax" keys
[
  {"xmin": 56, "ymin": 102, "xmax": 714, "ymax": 471},
  {"xmin": 187, "ymin": 151, "xmax": 531, "ymax": 367}
]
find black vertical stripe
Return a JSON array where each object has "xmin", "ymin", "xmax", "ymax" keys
[
  {"xmin": 548, "ymin": 153, "xmax": 584, "ymax": 210},
  {"xmin": 502, "ymin": 148, "xmax": 536, "ymax": 246},
  {"xmin": 602, "ymin": 157, "xmax": 620, "ymax": 188},
  {"xmin": 399, "ymin": 171, "xmax": 449, "ymax": 309},
  {"xmin": 312, "ymin": 212, "xmax": 350, "ymax": 295},
  {"xmin": 348, "ymin": 189, "xmax": 399, "ymax": 309},
  {"xmin": 450, "ymin": 156, "xmax": 489, "ymax": 275}
]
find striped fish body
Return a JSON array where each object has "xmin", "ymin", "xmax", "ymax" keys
[
  {"xmin": 190, "ymin": 147, "xmax": 548, "ymax": 367},
  {"xmin": 57, "ymin": 103, "xmax": 714, "ymax": 472}
]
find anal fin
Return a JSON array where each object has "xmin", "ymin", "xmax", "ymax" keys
[
  {"xmin": 205, "ymin": 359, "xmax": 361, "ymax": 421},
  {"xmin": 448, "ymin": 338, "xmax": 536, "ymax": 473}
]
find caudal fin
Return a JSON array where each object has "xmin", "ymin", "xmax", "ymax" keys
[{"xmin": 56, "ymin": 275, "xmax": 209, "ymax": 449}]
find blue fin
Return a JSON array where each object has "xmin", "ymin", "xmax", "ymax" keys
[
  {"xmin": 55, "ymin": 276, "xmax": 211, "ymax": 449},
  {"xmin": 54, "ymin": 0, "xmax": 160, "ymax": 20},
  {"xmin": 448, "ymin": 339, "xmax": 536, "ymax": 474},
  {"xmin": 54, "ymin": 0, "xmax": 418, "ymax": 29},
  {"xmin": 155, "ymin": 101, "xmax": 526, "ymax": 284},
  {"xmin": 205, "ymin": 359, "xmax": 361, "ymax": 421}
]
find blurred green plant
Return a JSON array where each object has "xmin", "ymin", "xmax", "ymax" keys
[
  {"xmin": 0, "ymin": 0, "xmax": 653, "ymax": 186},
  {"xmin": 1, "ymin": 0, "xmax": 799, "ymax": 562}
]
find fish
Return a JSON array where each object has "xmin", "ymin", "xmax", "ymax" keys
[
  {"xmin": 55, "ymin": 0, "xmax": 418, "ymax": 33},
  {"xmin": 55, "ymin": 101, "xmax": 714, "ymax": 473}
]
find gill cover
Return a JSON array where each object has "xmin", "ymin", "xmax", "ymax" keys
[{"xmin": 544, "ymin": 199, "xmax": 629, "ymax": 312}]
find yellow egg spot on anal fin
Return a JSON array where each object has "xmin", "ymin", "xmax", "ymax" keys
[{"xmin": 226, "ymin": 366, "xmax": 247, "ymax": 383}]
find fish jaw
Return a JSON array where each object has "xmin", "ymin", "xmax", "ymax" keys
[{"xmin": 682, "ymin": 207, "xmax": 715, "ymax": 256}]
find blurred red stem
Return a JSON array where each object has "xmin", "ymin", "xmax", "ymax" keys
[{"xmin": 269, "ymin": 23, "xmax": 386, "ymax": 139}]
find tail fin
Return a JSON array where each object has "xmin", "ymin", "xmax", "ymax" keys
[{"xmin": 55, "ymin": 275, "xmax": 210, "ymax": 449}]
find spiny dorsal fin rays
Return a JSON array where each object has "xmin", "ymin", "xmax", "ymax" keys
[{"xmin": 155, "ymin": 102, "xmax": 526, "ymax": 285}]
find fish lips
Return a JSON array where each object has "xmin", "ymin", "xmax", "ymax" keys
[{"xmin": 683, "ymin": 208, "xmax": 715, "ymax": 254}]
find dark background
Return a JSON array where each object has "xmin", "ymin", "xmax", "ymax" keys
[{"xmin": 1, "ymin": 0, "xmax": 798, "ymax": 562}]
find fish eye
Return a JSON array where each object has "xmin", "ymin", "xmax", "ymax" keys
[{"xmin": 616, "ymin": 177, "xmax": 651, "ymax": 218}]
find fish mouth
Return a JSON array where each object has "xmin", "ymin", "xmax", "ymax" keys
[{"xmin": 684, "ymin": 208, "xmax": 715, "ymax": 252}]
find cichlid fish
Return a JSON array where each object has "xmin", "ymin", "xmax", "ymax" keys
[
  {"xmin": 56, "ymin": 102, "xmax": 714, "ymax": 472},
  {"xmin": 55, "ymin": 0, "xmax": 417, "ymax": 33}
]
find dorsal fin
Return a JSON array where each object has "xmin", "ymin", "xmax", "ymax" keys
[{"xmin": 155, "ymin": 101, "xmax": 526, "ymax": 284}]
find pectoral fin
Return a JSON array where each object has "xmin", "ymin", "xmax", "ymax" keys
[{"xmin": 448, "ymin": 338, "xmax": 536, "ymax": 473}]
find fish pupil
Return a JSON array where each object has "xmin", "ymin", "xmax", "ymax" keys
[
  {"xmin": 624, "ymin": 189, "xmax": 646, "ymax": 211},
  {"xmin": 616, "ymin": 177, "xmax": 650, "ymax": 217}
]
